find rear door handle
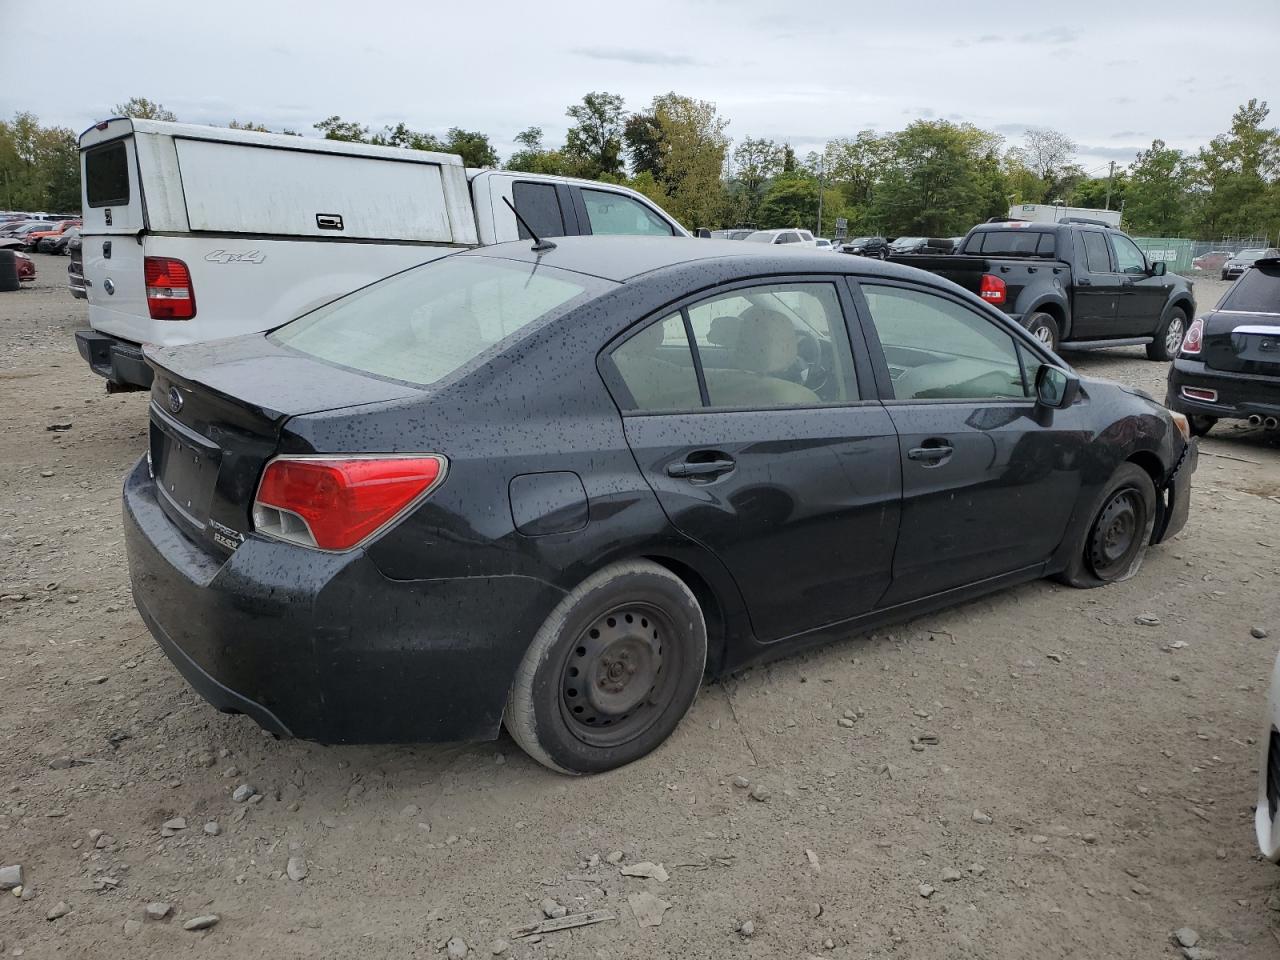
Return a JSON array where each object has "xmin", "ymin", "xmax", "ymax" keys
[
  {"xmin": 1077, "ymin": 278, "xmax": 1092, "ymax": 286},
  {"xmin": 907, "ymin": 444, "xmax": 954, "ymax": 463},
  {"xmin": 666, "ymin": 457, "xmax": 736, "ymax": 479}
]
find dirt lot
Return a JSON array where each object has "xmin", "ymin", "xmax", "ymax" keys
[{"xmin": 2, "ymin": 256, "xmax": 1278, "ymax": 959}]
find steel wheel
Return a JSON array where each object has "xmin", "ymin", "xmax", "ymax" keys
[
  {"xmin": 559, "ymin": 603, "xmax": 679, "ymax": 748},
  {"xmin": 1087, "ymin": 487, "xmax": 1147, "ymax": 580}
]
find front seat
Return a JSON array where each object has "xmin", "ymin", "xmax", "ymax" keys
[{"xmin": 702, "ymin": 309, "xmax": 820, "ymax": 407}]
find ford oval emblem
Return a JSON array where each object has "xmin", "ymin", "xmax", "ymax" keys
[
  {"xmin": 168, "ymin": 386, "xmax": 184, "ymax": 414},
  {"xmin": 103, "ymin": 278, "xmax": 115, "ymax": 295}
]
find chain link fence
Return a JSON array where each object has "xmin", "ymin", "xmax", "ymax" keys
[{"xmin": 1132, "ymin": 235, "xmax": 1276, "ymax": 275}]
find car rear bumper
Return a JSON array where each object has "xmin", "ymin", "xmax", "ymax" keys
[
  {"xmin": 123, "ymin": 456, "xmax": 555, "ymax": 744},
  {"xmin": 1165, "ymin": 359, "xmax": 1280, "ymax": 419},
  {"xmin": 75, "ymin": 330, "xmax": 153, "ymax": 388}
]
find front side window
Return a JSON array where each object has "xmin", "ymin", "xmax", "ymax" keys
[
  {"xmin": 609, "ymin": 282, "xmax": 859, "ymax": 412},
  {"xmin": 512, "ymin": 181, "xmax": 567, "ymax": 240},
  {"xmin": 85, "ymin": 141, "xmax": 130, "ymax": 207},
  {"xmin": 1111, "ymin": 235, "xmax": 1148, "ymax": 275},
  {"xmin": 861, "ymin": 284, "xmax": 1031, "ymax": 401},
  {"xmin": 776, "ymin": 232, "xmax": 799, "ymax": 244},
  {"xmin": 580, "ymin": 189, "xmax": 673, "ymax": 236},
  {"xmin": 271, "ymin": 256, "xmax": 600, "ymax": 387},
  {"xmin": 1081, "ymin": 232, "xmax": 1113, "ymax": 273}
]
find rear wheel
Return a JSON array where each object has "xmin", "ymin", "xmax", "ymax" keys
[
  {"xmin": 1147, "ymin": 307, "xmax": 1188, "ymax": 361},
  {"xmin": 1025, "ymin": 312, "xmax": 1060, "ymax": 352},
  {"xmin": 1056, "ymin": 463, "xmax": 1157, "ymax": 589},
  {"xmin": 504, "ymin": 560, "xmax": 707, "ymax": 774},
  {"xmin": 1189, "ymin": 415, "xmax": 1217, "ymax": 437}
]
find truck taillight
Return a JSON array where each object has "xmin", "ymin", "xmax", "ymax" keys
[
  {"xmin": 979, "ymin": 274, "xmax": 1006, "ymax": 305},
  {"xmin": 252, "ymin": 456, "xmax": 447, "ymax": 551},
  {"xmin": 144, "ymin": 257, "xmax": 195, "ymax": 320},
  {"xmin": 1180, "ymin": 317, "xmax": 1204, "ymax": 355}
]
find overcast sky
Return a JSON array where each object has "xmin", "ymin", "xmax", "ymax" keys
[{"xmin": 8, "ymin": 0, "xmax": 1278, "ymax": 176}]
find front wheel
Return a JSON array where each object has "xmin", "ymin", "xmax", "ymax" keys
[
  {"xmin": 1025, "ymin": 312, "xmax": 1060, "ymax": 352},
  {"xmin": 1147, "ymin": 308, "xmax": 1188, "ymax": 361},
  {"xmin": 1056, "ymin": 463, "xmax": 1157, "ymax": 589},
  {"xmin": 504, "ymin": 560, "xmax": 707, "ymax": 774}
]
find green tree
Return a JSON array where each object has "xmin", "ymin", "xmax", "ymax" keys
[
  {"xmin": 0, "ymin": 112, "xmax": 79, "ymax": 212},
  {"xmin": 227, "ymin": 120, "xmax": 271, "ymax": 133},
  {"xmin": 506, "ymin": 127, "xmax": 569, "ymax": 175},
  {"xmin": 727, "ymin": 137, "xmax": 784, "ymax": 225},
  {"xmin": 871, "ymin": 121, "xmax": 1001, "ymax": 235},
  {"xmin": 644, "ymin": 93, "xmax": 730, "ymax": 229},
  {"xmin": 1193, "ymin": 99, "xmax": 1280, "ymax": 238},
  {"xmin": 110, "ymin": 97, "xmax": 177, "ymax": 121},
  {"xmin": 624, "ymin": 110, "xmax": 664, "ymax": 178},
  {"xmin": 1008, "ymin": 127, "xmax": 1080, "ymax": 202},
  {"xmin": 314, "ymin": 116, "xmax": 369, "ymax": 142},
  {"xmin": 443, "ymin": 127, "xmax": 498, "ymax": 168},
  {"xmin": 1119, "ymin": 141, "xmax": 1193, "ymax": 235},
  {"xmin": 565, "ymin": 92, "xmax": 626, "ymax": 179},
  {"xmin": 1069, "ymin": 172, "xmax": 1127, "ymax": 211}
]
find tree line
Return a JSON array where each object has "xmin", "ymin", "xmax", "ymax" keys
[{"xmin": 3, "ymin": 94, "xmax": 1278, "ymax": 242}]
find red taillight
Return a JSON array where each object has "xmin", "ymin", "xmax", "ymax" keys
[
  {"xmin": 1180, "ymin": 317, "xmax": 1204, "ymax": 355},
  {"xmin": 979, "ymin": 273, "xmax": 1006, "ymax": 305},
  {"xmin": 144, "ymin": 256, "xmax": 195, "ymax": 320},
  {"xmin": 252, "ymin": 456, "xmax": 447, "ymax": 551}
]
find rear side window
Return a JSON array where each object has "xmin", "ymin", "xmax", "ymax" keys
[
  {"xmin": 1220, "ymin": 267, "xmax": 1280, "ymax": 313},
  {"xmin": 1081, "ymin": 232, "xmax": 1113, "ymax": 273},
  {"xmin": 581, "ymin": 189, "xmax": 673, "ymax": 236},
  {"xmin": 512, "ymin": 181, "xmax": 567, "ymax": 240},
  {"xmin": 85, "ymin": 141, "xmax": 129, "ymax": 207},
  {"xmin": 610, "ymin": 313, "xmax": 703, "ymax": 411}
]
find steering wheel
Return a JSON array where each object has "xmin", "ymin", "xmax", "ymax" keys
[{"xmin": 791, "ymin": 331, "xmax": 834, "ymax": 396}]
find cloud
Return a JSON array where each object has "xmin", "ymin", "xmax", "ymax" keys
[
  {"xmin": 993, "ymin": 122, "xmax": 1029, "ymax": 135},
  {"xmin": 1078, "ymin": 143, "xmax": 1142, "ymax": 161},
  {"xmin": 1016, "ymin": 26, "xmax": 1078, "ymax": 44},
  {"xmin": 571, "ymin": 46, "xmax": 701, "ymax": 67},
  {"xmin": 953, "ymin": 33, "xmax": 1004, "ymax": 47}
]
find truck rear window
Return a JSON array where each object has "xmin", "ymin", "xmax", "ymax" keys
[
  {"xmin": 1219, "ymin": 266, "xmax": 1280, "ymax": 314},
  {"xmin": 85, "ymin": 141, "xmax": 130, "ymax": 207},
  {"xmin": 964, "ymin": 231, "xmax": 1055, "ymax": 257}
]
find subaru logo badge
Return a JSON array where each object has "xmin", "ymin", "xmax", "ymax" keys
[
  {"xmin": 103, "ymin": 278, "xmax": 115, "ymax": 295},
  {"xmin": 168, "ymin": 386, "xmax": 184, "ymax": 414}
]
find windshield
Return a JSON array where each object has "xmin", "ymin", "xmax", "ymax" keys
[
  {"xmin": 270, "ymin": 256, "xmax": 602, "ymax": 387},
  {"xmin": 890, "ymin": 237, "xmax": 924, "ymax": 249},
  {"xmin": 1237, "ymin": 250, "xmax": 1267, "ymax": 262},
  {"xmin": 743, "ymin": 231, "xmax": 776, "ymax": 243},
  {"xmin": 850, "ymin": 237, "xmax": 873, "ymax": 244}
]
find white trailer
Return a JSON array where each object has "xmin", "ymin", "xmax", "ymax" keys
[
  {"xmin": 75, "ymin": 119, "xmax": 687, "ymax": 389},
  {"xmin": 1008, "ymin": 203, "xmax": 1122, "ymax": 227}
]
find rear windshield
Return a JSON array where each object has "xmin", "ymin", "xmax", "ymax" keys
[
  {"xmin": 963, "ymin": 230, "xmax": 1056, "ymax": 257},
  {"xmin": 85, "ymin": 141, "xmax": 130, "ymax": 207},
  {"xmin": 1219, "ymin": 266, "xmax": 1280, "ymax": 314},
  {"xmin": 270, "ymin": 255, "xmax": 602, "ymax": 388}
]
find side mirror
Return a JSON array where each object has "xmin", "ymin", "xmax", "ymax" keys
[
  {"xmin": 1150, "ymin": 261, "xmax": 1167, "ymax": 277},
  {"xmin": 1035, "ymin": 363, "xmax": 1080, "ymax": 409}
]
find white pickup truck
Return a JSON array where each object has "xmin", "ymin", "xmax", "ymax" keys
[{"xmin": 74, "ymin": 118, "xmax": 688, "ymax": 390}]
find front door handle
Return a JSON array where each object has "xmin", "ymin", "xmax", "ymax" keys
[
  {"xmin": 907, "ymin": 444, "xmax": 954, "ymax": 464},
  {"xmin": 1077, "ymin": 278, "xmax": 1092, "ymax": 286},
  {"xmin": 667, "ymin": 457, "xmax": 736, "ymax": 479}
]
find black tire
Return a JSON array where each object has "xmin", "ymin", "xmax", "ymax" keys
[
  {"xmin": 1056, "ymin": 463, "xmax": 1157, "ymax": 589},
  {"xmin": 1189, "ymin": 415, "xmax": 1216, "ymax": 437},
  {"xmin": 1025, "ymin": 312, "xmax": 1060, "ymax": 352},
  {"xmin": 504, "ymin": 560, "xmax": 707, "ymax": 775},
  {"xmin": 1147, "ymin": 307, "xmax": 1188, "ymax": 361}
]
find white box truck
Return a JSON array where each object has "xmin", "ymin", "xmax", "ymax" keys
[
  {"xmin": 1007, "ymin": 203, "xmax": 1122, "ymax": 228},
  {"xmin": 74, "ymin": 118, "xmax": 688, "ymax": 389}
]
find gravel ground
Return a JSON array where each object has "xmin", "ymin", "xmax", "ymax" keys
[{"xmin": 1, "ymin": 257, "xmax": 1278, "ymax": 959}]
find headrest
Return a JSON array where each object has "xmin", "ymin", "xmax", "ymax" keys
[{"xmin": 734, "ymin": 308, "xmax": 797, "ymax": 374}]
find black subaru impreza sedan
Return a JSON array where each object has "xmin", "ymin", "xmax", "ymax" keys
[{"xmin": 124, "ymin": 237, "xmax": 1196, "ymax": 774}]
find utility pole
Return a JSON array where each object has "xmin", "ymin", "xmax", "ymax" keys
[
  {"xmin": 815, "ymin": 155, "xmax": 824, "ymax": 238},
  {"xmin": 1104, "ymin": 160, "xmax": 1116, "ymax": 211}
]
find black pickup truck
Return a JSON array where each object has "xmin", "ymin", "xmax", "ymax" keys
[{"xmin": 891, "ymin": 219, "xmax": 1197, "ymax": 359}]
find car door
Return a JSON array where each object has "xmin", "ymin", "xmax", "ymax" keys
[
  {"xmin": 601, "ymin": 278, "xmax": 901, "ymax": 643},
  {"xmin": 1110, "ymin": 233, "xmax": 1168, "ymax": 336},
  {"xmin": 852, "ymin": 279, "xmax": 1091, "ymax": 605},
  {"xmin": 1069, "ymin": 230, "xmax": 1122, "ymax": 340}
]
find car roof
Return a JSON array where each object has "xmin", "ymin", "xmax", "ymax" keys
[{"xmin": 460, "ymin": 235, "xmax": 942, "ymax": 285}]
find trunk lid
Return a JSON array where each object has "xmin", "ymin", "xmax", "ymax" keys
[
  {"xmin": 145, "ymin": 335, "xmax": 422, "ymax": 556},
  {"xmin": 1200, "ymin": 264, "xmax": 1280, "ymax": 373}
]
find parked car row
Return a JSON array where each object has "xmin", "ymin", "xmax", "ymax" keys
[{"xmin": 1221, "ymin": 247, "xmax": 1280, "ymax": 280}]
